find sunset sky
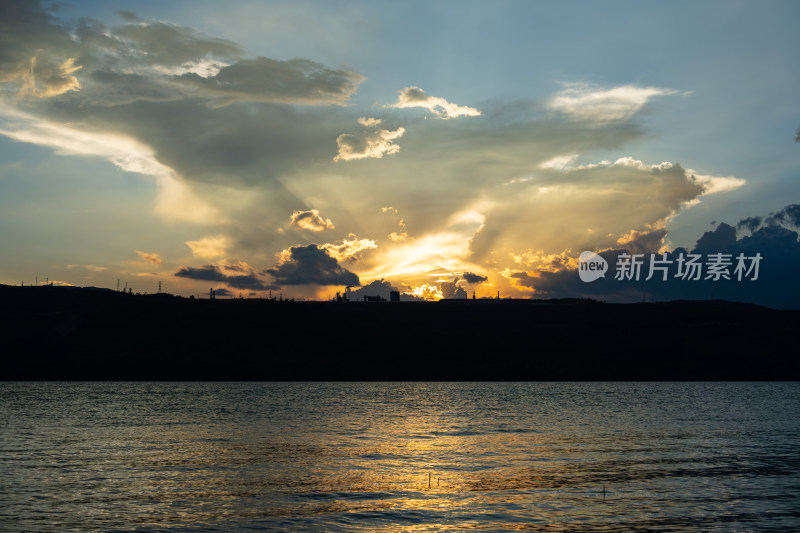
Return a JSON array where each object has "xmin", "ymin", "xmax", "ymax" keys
[{"xmin": 1, "ymin": 1, "xmax": 798, "ymax": 304}]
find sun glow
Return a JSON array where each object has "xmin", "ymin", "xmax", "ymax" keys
[
  {"xmin": 409, "ymin": 284, "xmax": 444, "ymax": 301},
  {"xmin": 361, "ymin": 205, "xmax": 488, "ymax": 280}
]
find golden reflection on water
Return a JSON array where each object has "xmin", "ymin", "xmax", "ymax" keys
[
  {"xmin": 126, "ymin": 419, "xmax": 618, "ymax": 532},
  {"xmin": 2, "ymin": 382, "xmax": 799, "ymax": 532},
  {"xmin": 89, "ymin": 416, "xmax": 589, "ymax": 531}
]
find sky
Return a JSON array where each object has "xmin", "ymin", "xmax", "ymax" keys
[{"xmin": 1, "ymin": 0, "xmax": 799, "ymax": 306}]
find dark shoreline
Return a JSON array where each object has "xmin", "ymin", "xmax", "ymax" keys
[{"xmin": 1, "ymin": 284, "xmax": 798, "ymax": 381}]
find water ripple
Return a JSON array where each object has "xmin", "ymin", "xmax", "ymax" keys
[{"xmin": 1, "ymin": 382, "xmax": 798, "ymax": 532}]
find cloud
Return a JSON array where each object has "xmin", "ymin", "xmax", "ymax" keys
[
  {"xmin": 135, "ymin": 250, "xmax": 162, "ymax": 265},
  {"xmin": 471, "ymin": 157, "xmax": 740, "ymax": 266},
  {"xmin": 505, "ymin": 270, "xmax": 539, "ymax": 291},
  {"xmin": 0, "ymin": 2, "xmax": 82, "ymax": 99},
  {"xmin": 185, "ymin": 235, "xmax": 230, "ymax": 259},
  {"xmin": 510, "ymin": 249, "xmax": 576, "ymax": 271},
  {"xmin": 0, "ymin": 104, "xmax": 222, "ymax": 224},
  {"xmin": 732, "ymin": 205, "xmax": 799, "ymax": 236},
  {"xmin": 66, "ymin": 264, "xmax": 108, "ymax": 272},
  {"xmin": 616, "ymin": 225, "xmax": 669, "ymax": 254},
  {"xmin": 0, "ymin": 2, "xmax": 365, "ymax": 193},
  {"xmin": 265, "ymin": 244, "xmax": 360, "ymax": 286},
  {"xmin": 510, "ymin": 204, "xmax": 800, "ymax": 309},
  {"xmin": 334, "ymin": 118, "xmax": 405, "ymax": 161},
  {"xmin": 381, "ymin": 206, "xmax": 407, "ymax": 241},
  {"xmin": 174, "ymin": 264, "xmax": 277, "ymax": 290},
  {"xmin": 1, "ymin": 6, "xmax": 244, "ymax": 104},
  {"xmin": 765, "ymin": 204, "xmax": 800, "ymax": 228},
  {"xmin": 290, "ymin": 209, "xmax": 335, "ymax": 232},
  {"xmin": 212, "ymin": 287, "xmax": 233, "ymax": 298},
  {"xmin": 737, "ymin": 216, "xmax": 762, "ymax": 234},
  {"xmin": 548, "ymin": 83, "xmax": 679, "ymax": 125},
  {"xmin": 175, "ymin": 57, "xmax": 365, "ymax": 107},
  {"xmin": 347, "ymin": 279, "xmax": 398, "ymax": 301},
  {"xmin": 462, "ymin": 272, "xmax": 488, "ymax": 284},
  {"xmin": 388, "ymin": 219, "xmax": 408, "ymax": 242},
  {"xmin": 688, "ymin": 170, "xmax": 746, "ymax": 196},
  {"xmin": 539, "ymin": 154, "xmax": 579, "ymax": 170},
  {"xmin": 99, "ymin": 17, "xmax": 243, "ymax": 68},
  {"xmin": 42, "ymin": 280, "xmax": 75, "ymax": 287},
  {"xmin": 68, "ymin": 13, "xmax": 364, "ymax": 108},
  {"xmin": 320, "ymin": 234, "xmax": 377, "ymax": 263},
  {"xmin": 174, "ymin": 264, "xmax": 226, "ymax": 281},
  {"xmin": 387, "ymin": 86, "xmax": 481, "ymax": 119},
  {"xmin": 692, "ymin": 222, "xmax": 737, "ymax": 254},
  {"xmin": 565, "ymin": 158, "xmax": 746, "ymax": 200},
  {"xmin": 358, "ymin": 117, "xmax": 382, "ymax": 127},
  {"xmin": 406, "ymin": 283, "xmax": 443, "ymax": 301},
  {"xmin": 17, "ymin": 57, "xmax": 82, "ymax": 98},
  {"xmin": 0, "ymin": 2, "xmax": 771, "ymax": 303},
  {"xmin": 440, "ymin": 278, "xmax": 467, "ymax": 299},
  {"xmin": 0, "ymin": 104, "xmax": 166, "ymax": 169},
  {"xmin": 363, "ymin": 206, "xmax": 487, "ymax": 281}
]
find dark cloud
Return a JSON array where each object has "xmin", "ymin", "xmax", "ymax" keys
[
  {"xmin": 0, "ymin": 1, "xmax": 80, "ymax": 98},
  {"xmin": 265, "ymin": 245, "xmax": 359, "ymax": 286},
  {"xmin": 462, "ymin": 272, "xmax": 488, "ymax": 284},
  {"xmin": 221, "ymin": 262, "xmax": 248, "ymax": 273},
  {"xmin": 0, "ymin": 4, "xmax": 236, "ymax": 103},
  {"xmin": 516, "ymin": 204, "xmax": 800, "ymax": 309},
  {"xmin": 692, "ymin": 222, "xmax": 737, "ymax": 254},
  {"xmin": 84, "ymin": 70, "xmax": 178, "ymax": 105},
  {"xmin": 2, "ymin": 1, "xmax": 362, "ymax": 109},
  {"xmin": 112, "ymin": 18, "xmax": 242, "ymax": 67},
  {"xmin": 765, "ymin": 204, "xmax": 800, "ymax": 228},
  {"xmin": 795, "ymin": 128, "xmax": 799, "ymax": 143},
  {"xmin": 174, "ymin": 264, "xmax": 278, "ymax": 291},
  {"xmin": 348, "ymin": 279, "xmax": 398, "ymax": 301},
  {"xmin": 736, "ymin": 216, "xmax": 762, "ymax": 234},
  {"xmin": 440, "ymin": 279, "xmax": 467, "ymax": 299},
  {"xmin": 732, "ymin": 203, "xmax": 800, "ymax": 239},
  {"xmin": 213, "ymin": 287, "xmax": 232, "ymax": 298},
  {"xmin": 175, "ymin": 265, "xmax": 223, "ymax": 282},
  {"xmin": 176, "ymin": 57, "xmax": 364, "ymax": 107},
  {"xmin": 47, "ymin": 99, "xmax": 342, "ymax": 191},
  {"xmin": 508, "ymin": 271, "xmax": 537, "ymax": 289}
]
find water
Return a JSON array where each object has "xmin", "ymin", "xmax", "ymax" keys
[{"xmin": 1, "ymin": 382, "xmax": 799, "ymax": 532}]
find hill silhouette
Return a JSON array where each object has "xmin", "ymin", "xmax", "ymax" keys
[{"xmin": 1, "ymin": 284, "xmax": 797, "ymax": 380}]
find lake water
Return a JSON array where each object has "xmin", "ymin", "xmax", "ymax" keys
[{"xmin": 1, "ymin": 382, "xmax": 799, "ymax": 532}]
